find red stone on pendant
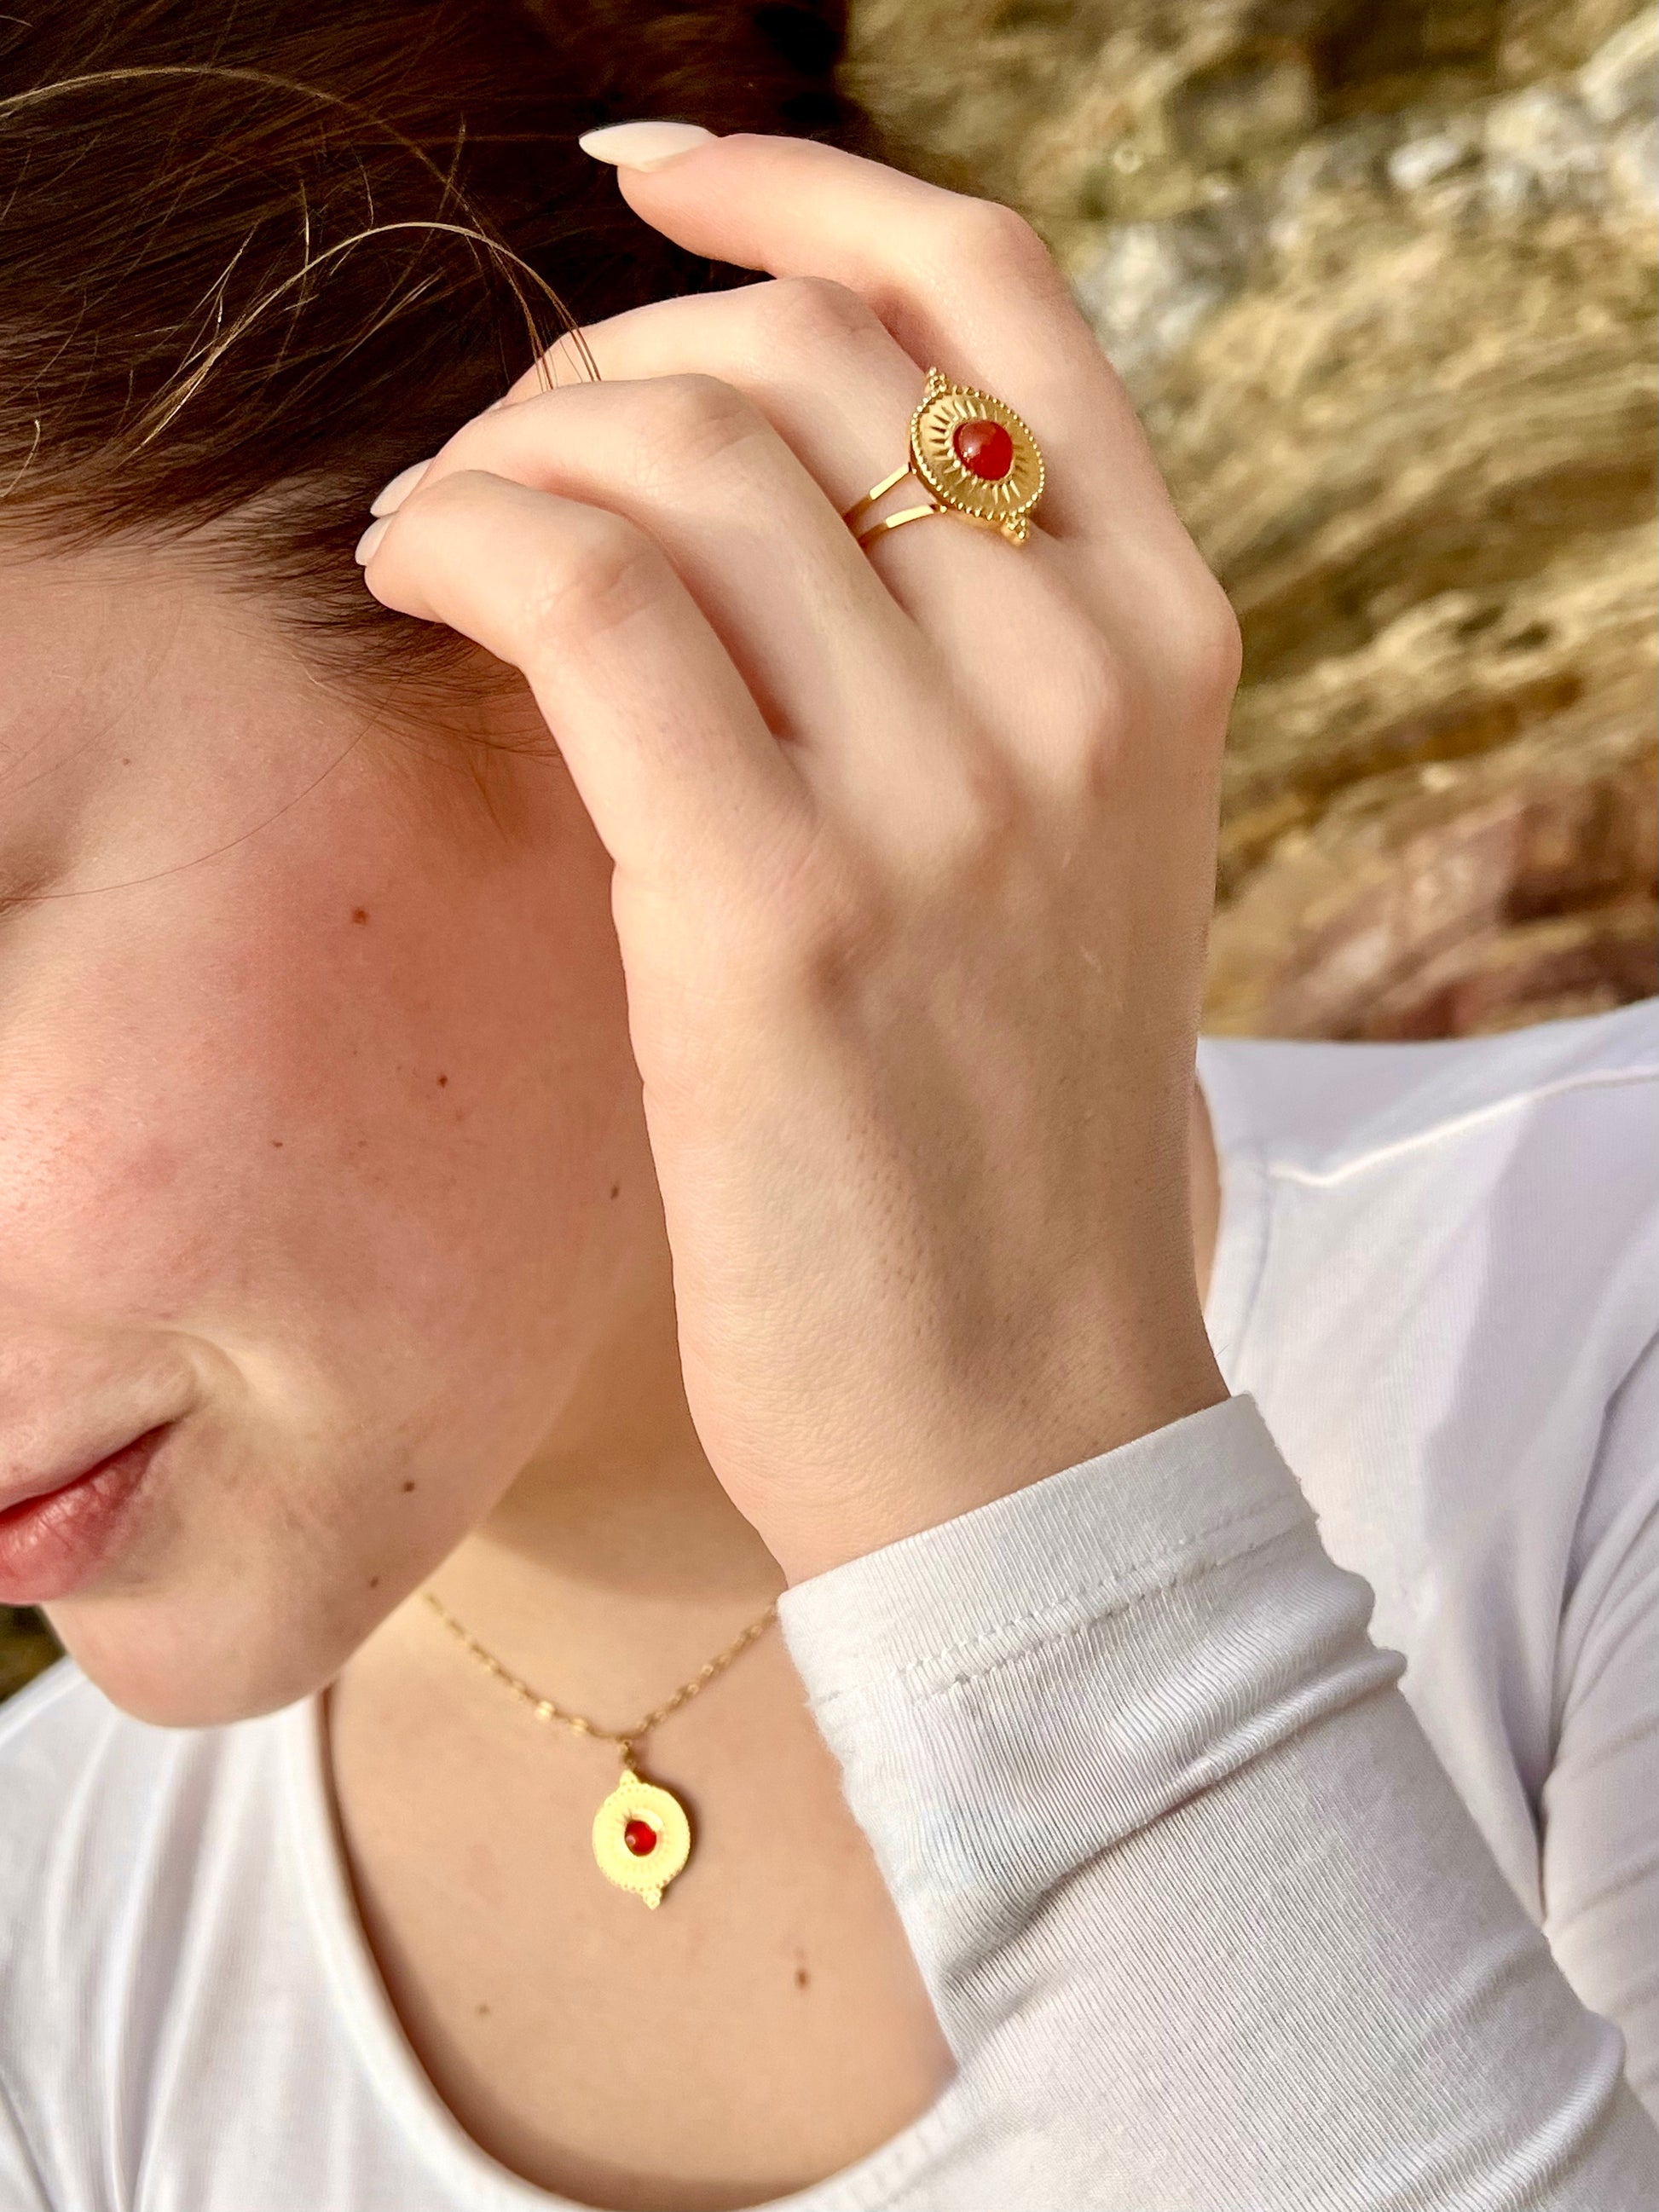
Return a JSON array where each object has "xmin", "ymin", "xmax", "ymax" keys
[
  {"xmin": 952, "ymin": 418, "xmax": 1014, "ymax": 482},
  {"xmin": 622, "ymin": 1816, "xmax": 658, "ymax": 1857}
]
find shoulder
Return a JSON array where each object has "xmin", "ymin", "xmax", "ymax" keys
[
  {"xmin": 0, "ymin": 1667, "xmax": 359, "ymax": 2199},
  {"xmin": 1199, "ymin": 1005, "xmax": 1659, "ymax": 1913},
  {"xmin": 0, "ymin": 1655, "xmax": 212, "ymax": 1876},
  {"xmin": 1201, "ymin": 1002, "xmax": 1659, "ymax": 1372},
  {"xmin": 1198, "ymin": 996, "xmax": 1659, "ymax": 1190},
  {"xmin": 1200, "ymin": 1000, "xmax": 1659, "ymax": 1405},
  {"xmin": 0, "ymin": 1659, "xmax": 298, "ymax": 2074},
  {"xmin": 0, "ymin": 1660, "xmax": 210, "ymax": 1955},
  {"xmin": 0, "ymin": 1656, "xmax": 146, "ymax": 1901}
]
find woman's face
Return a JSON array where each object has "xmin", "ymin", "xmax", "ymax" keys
[{"xmin": 0, "ymin": 545, "xmax": 652, "ymax": 1724}]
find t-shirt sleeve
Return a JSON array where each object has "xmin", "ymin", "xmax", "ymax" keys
[
  {"xmin": 1543, "ymin": 1332, "xmax": 1659, "ymax": 2122},
  {"xmin": 777, "ymin": 1393, "xmax": 1659, "ymax": 2211}
]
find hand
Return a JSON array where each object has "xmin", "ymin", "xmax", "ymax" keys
[{"xmin": 357, "ymin": 131, "xmax": 1238, "ymax": 1584}]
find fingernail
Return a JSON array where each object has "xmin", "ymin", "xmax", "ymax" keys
[
  {"xmin": 576, "ymin": 121, "xmax": 715, "ymax": 171},
  {"xmin": 354, "ymin": 516, "xmax": 390, "ymax": 567},
  {"xmin": 369, "ymin": 459, "xmax": 433, "ymax": 517}
]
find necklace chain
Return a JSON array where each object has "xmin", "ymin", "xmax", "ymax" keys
[{"xmin": 419, "ymin": 1586, "xmax": 778, "ymax": 1764}]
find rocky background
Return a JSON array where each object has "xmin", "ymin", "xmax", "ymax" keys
[
  {"xmin": 3, "ymin": 1, "xmax": 1653, "ymax": 1703},
  {"xmin": 848, "ymin": 0, "xmax": 1656, "ymax": 1036},
  {"xmin": 0, "ymin": 1609, "xmax": 59, "ymax": 1703}
]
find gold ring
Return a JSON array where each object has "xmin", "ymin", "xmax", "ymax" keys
[{"xmin": 842, "ymin": 367, "xmax": 1045, "ymax": 549}]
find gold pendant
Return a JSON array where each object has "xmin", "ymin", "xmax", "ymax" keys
[{"xmin": 591, "ymin": 1764, "xmax": 692, "ymax": 1909}]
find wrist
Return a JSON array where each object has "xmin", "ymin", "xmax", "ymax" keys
[{"xmin": 766, "ymin": 1341, "xmax": 1229, "ymax": 1586}]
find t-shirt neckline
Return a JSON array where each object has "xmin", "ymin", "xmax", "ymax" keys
[{"xmin": 277, "ymin": 1687, "xmax": 974, "ymax": 2211}]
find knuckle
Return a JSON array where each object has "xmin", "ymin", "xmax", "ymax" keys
[
  {"xmin": 390, "ymin": 465, "xmax": 492, "ymax": 557},
  {"xmin": 754, "ymin": 274, "xmax": 882, "ymax": 349},
  {"xmin": 633, "ymin": 372, "xmax": 765, "ymax": 482},
  {"xmin": 953, "ymin": 199, "xmax": 1057, "ymax": 290},
  {"xmin": 921, "ymin": 748, "xmax": 1026, "ymax": 880},
  {"xmin": 1167, "ymin": 574, "xmax": 1244, "ymax": 719},
  {"xmin": 403, "ymin": 463, "xmax": 484, "ymax": 516},
  {"xmin": 520, "ymin": 508, "xmax": 665, "ymax": 646},
  {"xmin": 763, "ymin": 847, "xmax": 887, "ymax": 992}
]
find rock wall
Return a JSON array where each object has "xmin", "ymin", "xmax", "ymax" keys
[
  {"xmin": 846, "ymin": 0, "xmax": 1657, "ymax": 1036},
  {"xmin": 0, "ymin": 1608, "xmax": 59, "ymax": 1702}
]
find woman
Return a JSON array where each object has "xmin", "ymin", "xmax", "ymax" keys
[{"xmin": 0, "ymin": 4, "xmax": 1654, "ymax": 2207}]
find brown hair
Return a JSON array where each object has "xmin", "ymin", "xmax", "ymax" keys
[{"xmin": 0, "ymin": 1, "xmax": 882, "ymax": 712}]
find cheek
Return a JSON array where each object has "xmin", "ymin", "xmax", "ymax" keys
[
  {"xmin": 9, "ymin": 773, "xmax": 645, "ymax": 1718},
  {"xmin": 14, "ymin": 761, "xmax": 633, "ymax": 1308}
]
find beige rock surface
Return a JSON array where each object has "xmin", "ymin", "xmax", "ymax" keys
[
  {"xmin": 847, "ymin": 0, "xmax": 1656, "ymax": 1037},
  {"xmin": 0, "ymin": 1607, "xmax": 60, "ymax": 1702}
]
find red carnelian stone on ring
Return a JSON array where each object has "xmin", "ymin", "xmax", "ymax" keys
[
  {"xmin": 952, "ymin": 418, "xmax": 1014, "ymax": 482},
  {"xmin": 622, "ymin": 1816, "xmax": 658, "ymax": 1857}
]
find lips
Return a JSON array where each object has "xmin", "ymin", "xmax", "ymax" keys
[{"xmin": 0, "ymin": 1424, "xmax": 172, "ymax": 1603}]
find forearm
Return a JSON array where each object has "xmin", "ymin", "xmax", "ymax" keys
[{"xmin": 778, "ymin": 1395, "xmax": 1659, "ymax": 2209}]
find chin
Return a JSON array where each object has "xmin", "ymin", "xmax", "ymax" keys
[{"xmin": 44, "ymin": 1564, "xmax": 404, "ymax": 1730}]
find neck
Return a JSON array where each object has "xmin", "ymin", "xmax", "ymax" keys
[
  {"xmin": 373, "ymin": 1077, "xmax": 1222, "ymax": 1710},
  {"xmin": 402, "ymin": 1218, "xmax": 785, "ymax": 1727}
]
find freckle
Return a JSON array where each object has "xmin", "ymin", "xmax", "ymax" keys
[
  {"xmin": 610, "ymin": 1183, "xmax": 620, "ymax": 1199},
  {"xmin": 367, "ymin": 1576, "xmax": 380, "ymax": 1590},
  {"xmin": 476, "ymin": 2001, "xmax": 490, "ymax": 2018},
  {"xmin": 402, "ymin": 1480, "xmax": 416, "ymax": 1493},
  {"xmin": 271, "ymin": 1140, "xmax": 284, "ymax": 1149},
  {"xmin": 795, "ymin": 1965, "xmax": 810, "ymax": 1990},
  {"xmin": 351, "ymin": 907, "xmax": 369, "ymax": 925},
  {"xmin": 436, "ymin": 1074, "xmax": 448, "ymax": 1088}
]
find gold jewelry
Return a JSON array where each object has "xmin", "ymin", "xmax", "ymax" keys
[
  {"xmin": 842, "ymin": 367, "xmax": 1045, "ymax": 548},
  {"xmin": 420, "ymin": 1587, "xmax": 777, "ymax": 1910}
]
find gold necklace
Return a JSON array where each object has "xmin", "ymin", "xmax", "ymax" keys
[{"xmin": 420, "ymin": 1587, "xmax": 777, "ymax": 1910}]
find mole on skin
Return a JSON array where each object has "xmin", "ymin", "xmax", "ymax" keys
[
  {"xmin": 401, "ymin": 1481, "xmax": 416, "ymax": 1494},
  {"xmin": 350, "ymin": 907, "xmax": 369, "ymax": 924}
]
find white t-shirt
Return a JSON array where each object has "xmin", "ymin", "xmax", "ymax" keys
[{"xmin": 3, "ymin": 1002, "xmax": 1656, "ymax": 2210}]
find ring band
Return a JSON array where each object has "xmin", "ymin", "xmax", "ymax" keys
[{"xmin": 842, "ymin": 367, "xmax": 1045, "ymax": 549}]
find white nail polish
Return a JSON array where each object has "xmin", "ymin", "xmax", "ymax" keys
[
  {"xmin": 354, "ymin": 516, "xmax": 390, "ymax": 567},
  {"xmin": 576, "ymin": 121, "xmax": 715, "ymax": 172},
  {"xmin": 369, "ymin": 459, "xmax": 433, "ymax": 517}
]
